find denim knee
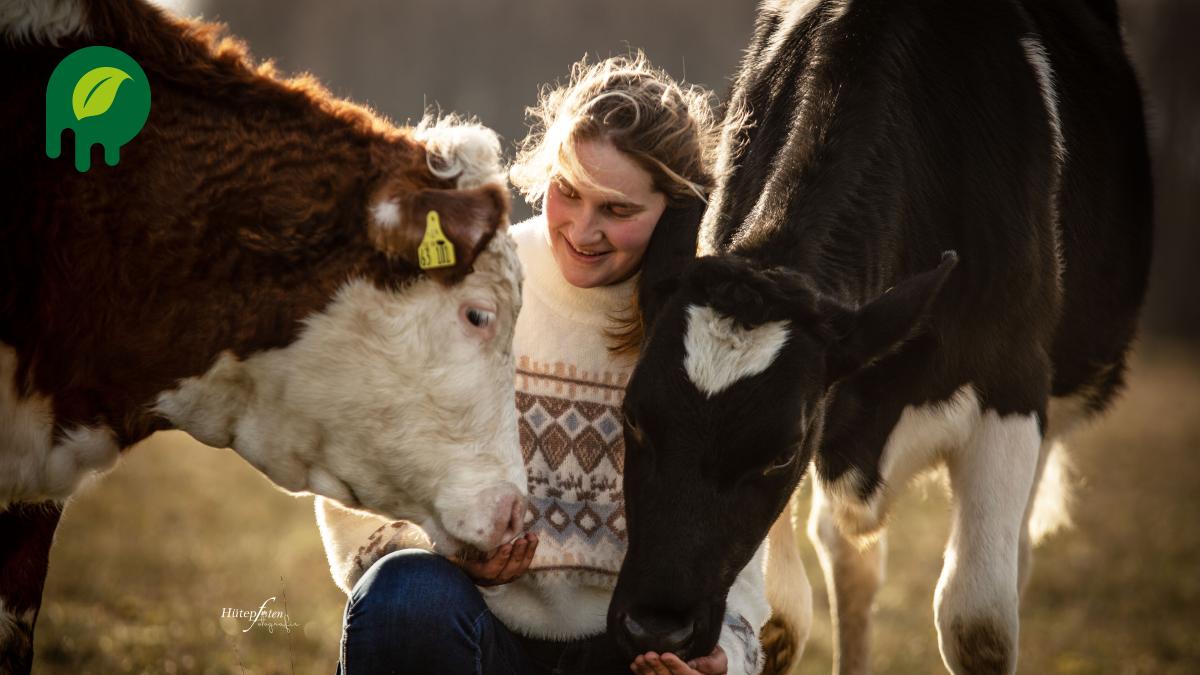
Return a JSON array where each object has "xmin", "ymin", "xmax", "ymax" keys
[{"xmin": 348, "ymin": 549, "xmax": 485, "ymax": 631}]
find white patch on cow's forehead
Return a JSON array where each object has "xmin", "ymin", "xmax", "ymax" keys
[
  {"xmin": 683, "ymin": 305, "xmax": 790, "ymax": 397},
  {"xmin": 415, "ymin": 118, "xmax": 504, "ymax": 189},
  {"xmin": 0, "ymin": 344, "xmax": 120, "ymax": 508},
  {"xmin": 369, "ymin": 198, "xmax": 401, "ymax": 229},
  {"xmin": 0, "ymin": 0, "xmax": 88, "ymax": 45}
]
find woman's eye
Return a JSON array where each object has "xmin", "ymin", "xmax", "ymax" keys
[
  {"xmin": 762, "ymin": 449, "xmax": 797, "ymax": 477},
  {"xmin": 466, "ymin": 308, "xmax": 494, "ymax": 328},
  {"xmin": 556, "ymin": 180, "xmax": 579, "ymax": 199}
]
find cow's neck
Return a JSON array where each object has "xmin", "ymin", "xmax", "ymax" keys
[{"xmin": 701, "ymin": 9, "xmax": 914, "ymax": 311}]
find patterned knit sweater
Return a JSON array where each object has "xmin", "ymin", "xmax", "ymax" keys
[{"xmin": 318, "ymin": 216, "xmax": 768, "ymax": 674}]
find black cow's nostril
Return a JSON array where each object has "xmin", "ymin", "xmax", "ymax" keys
[{"xmin": 621, "ymin": 608, "xmax": 695, "ymax": 656}]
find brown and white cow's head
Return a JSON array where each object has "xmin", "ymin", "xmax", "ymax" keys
[{"xmin": 153, "ymin": 120, "xmax": 527, "ymax": 554}]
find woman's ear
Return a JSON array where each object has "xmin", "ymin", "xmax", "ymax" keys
[{"xmin": 637, "ymin": 197, "xmax": 705, "ymax": 330}]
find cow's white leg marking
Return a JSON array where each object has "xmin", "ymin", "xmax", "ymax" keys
[
  {"xmin": 934, "ymin": 410, "xmax": 1040, "ymax": 675},
  {"xmin": 1, "ymin": 345, "xmax": 120, "ymax": 508},
  {"xmin": 808, "ymin": 478, "xmax": 886, "ymax": 675},
  {"xmin": 683, "ymin": 305, "xmax": 790, "ymax": 397},
  {"xmin": 811, "ymin": 385, "xmax": 980, "ymax": 674},
  {"xmin": 762, "ymin": 498, "xmax": 813, "ymax": 674},
  {"xmin": 0, "ymin": 0, "xmax": 88, "ymax": 45}
]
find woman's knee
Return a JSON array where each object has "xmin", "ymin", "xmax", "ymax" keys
[{"xmin": 348, "ymin": 549, "xmax": 483, "ymax": 629}]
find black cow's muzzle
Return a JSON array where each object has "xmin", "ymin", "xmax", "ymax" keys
[
  {"xmin": 618, "ymin": 607, "xmax": 696, "ymax": 656},
  {"xmin": 609, "ymin": 598, "xmax": 721, "ymax": 662}
]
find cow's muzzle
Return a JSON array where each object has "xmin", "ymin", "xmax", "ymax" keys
[{"xmin": 615, "ymin": 606, "xmax": 696, "ymax": 657}]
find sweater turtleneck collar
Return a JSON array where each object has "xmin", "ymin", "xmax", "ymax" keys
[{"xmin": 511, "ymin": 216, "xmax": 640, "ymax": 329}]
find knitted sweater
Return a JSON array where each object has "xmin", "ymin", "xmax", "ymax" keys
[{"xmin": 317, "ymin": 216, "xmax": 769, "ymax": 674}]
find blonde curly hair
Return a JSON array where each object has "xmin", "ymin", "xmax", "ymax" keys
[{"xmin": 510, "ymin": 52, "xmax": 720, "ymax": 209}]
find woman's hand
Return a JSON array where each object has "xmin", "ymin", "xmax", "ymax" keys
[
  {"xmin": 630, "ymin": 646, "xmax": 727, "ymax": 675},
  {"xmin": 451, "ymin": 532, "xmax": 538, "ymax": 586}
]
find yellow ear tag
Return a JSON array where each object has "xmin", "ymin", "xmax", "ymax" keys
[{"xmin": 417, "ymin": 210, "xmax": 456, "ymax": 270}]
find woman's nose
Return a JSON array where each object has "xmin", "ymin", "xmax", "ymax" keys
[{"xmin": 566, "ymin": 208, "xmax": 604, "ymax": 245}]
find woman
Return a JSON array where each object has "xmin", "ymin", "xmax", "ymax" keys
[{"xmin": 320, "ymin": 53, "xmax": 768, "ymax": 675}]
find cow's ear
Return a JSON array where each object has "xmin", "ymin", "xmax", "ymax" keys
[
  {"xmin": 825, "ymin": 251, "xmax": 958, "ymax": 382},
  {"xmin": 368, "ymin": 184, "xmax": 510, "ymax": 285},
  {"xmin": 637, "ymin": 198, "xmax": 704, "ymax": 330}
]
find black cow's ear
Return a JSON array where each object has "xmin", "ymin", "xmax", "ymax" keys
[
  {"xmin": 636, "ymin": 198, "xmax": 704, "ymax": 330},
  {"xmin": 826, "ymin": 251, "xmax": 958, "ymax": 382}
]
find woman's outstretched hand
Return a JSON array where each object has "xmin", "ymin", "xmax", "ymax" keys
[
  {"xmin": 631, "ymin": 647, "xmax": 728, "ymax": 675},
  {"xmin": 451, "ymin": 532, "xmax": 539, "ymax": 586}
]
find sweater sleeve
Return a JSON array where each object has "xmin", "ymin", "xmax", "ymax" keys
[
  {"xmin": 718, "ymin": 542, "xmax": 770, "ymax": 675},
  {"xmin": 315, "ymin": 497, "xmax": 433, "ymax": 595}
]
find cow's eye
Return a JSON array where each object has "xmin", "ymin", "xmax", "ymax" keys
[
  {"xmin": 624, "ymin": 415, "xmax": 645, "ymax": 445},
  {"xmin": 466, "ymin": 307, "xmax": 493, "ymax": 328},
  {"xmin": 762, "ymin": 449, "xmax": 798, "ymax": 477}
]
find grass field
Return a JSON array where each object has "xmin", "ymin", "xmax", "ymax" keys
[{"xmin": 33, "ymin": 342, "xmax": 1200, "ymax": 674}]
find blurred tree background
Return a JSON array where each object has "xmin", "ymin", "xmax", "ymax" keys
[
  {"xmin": 35, "ymin": 1, "xmax": 1199, "ymax": 674},
  {"xmin": 198, "ymin": 0, "xmax": 760, "ymax": 224}
]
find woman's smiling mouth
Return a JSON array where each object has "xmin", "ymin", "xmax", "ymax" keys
[{"xmin": 563, "ymin": 235, "xmax": 612, "ymax": 262}]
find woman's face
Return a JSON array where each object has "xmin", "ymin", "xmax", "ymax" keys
[{"xmin": 544, "ymin": 138, "xmax": 667, "ymax": 288}]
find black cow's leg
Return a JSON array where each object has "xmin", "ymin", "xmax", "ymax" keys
[
  {"xmin": 934, "ymin": 410, "xmax": 1041, "ymax": 675},
  {"xmin": 0, "ymin": 501, "xmax": 63, "ymax": 675},
  {"xmin": 807, "ymin": 480, "xmax": 886, "ymax": 675}
]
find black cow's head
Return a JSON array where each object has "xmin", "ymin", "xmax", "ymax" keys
[{"xmin": 608, "ymin": 251, "xmax": 957, "ymax": 661}]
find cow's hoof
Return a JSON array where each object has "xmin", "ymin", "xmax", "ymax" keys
[
  {"xmin": 0, "ymin": 606, "xmax": 35, "ymax": 675},
  {"xmin": 760, "ymin": 613, "xmax": 801, "ymax": 675}
]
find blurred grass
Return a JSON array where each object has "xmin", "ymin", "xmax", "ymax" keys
[
  {"xmin": 33, "ymin": 342, "xmax": 1200, "ymax": 674},
  {"xmin": 34, "ymin": 436, "xmax": 346, "ymax": 674}
]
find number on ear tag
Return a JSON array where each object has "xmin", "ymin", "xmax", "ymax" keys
[{"xmin": 417, "ymin": 210, "xmax": 456, "ymax": 270}]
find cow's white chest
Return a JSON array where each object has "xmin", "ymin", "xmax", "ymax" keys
[
  {"xmin": 824, "ymin": 384, "xmax": 982, "ymax": 536},
  {"xmin": 0, "ymin": 343, "xmax": 120, "ymax": 507}
]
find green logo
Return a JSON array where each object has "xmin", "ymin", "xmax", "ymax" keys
[{"xmin": 46, "ymin": 46, "xmax": 151, "ymax": 172}]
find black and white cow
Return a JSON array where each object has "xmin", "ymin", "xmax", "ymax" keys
[{"xmin": 607, "ymin": 0, "xmax": 1152, "ymax": 673}]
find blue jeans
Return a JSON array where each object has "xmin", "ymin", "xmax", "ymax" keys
[{"xmin": 336, "ymin": 549, "xmax": 629, "ymax": 675}]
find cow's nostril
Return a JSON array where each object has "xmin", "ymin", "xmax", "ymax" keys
[
  {"xmin": 621, "ymin": 608, "xmax": 695, "ymax": 656},
  {"xmin": 504, "ymin": 494, "xmax": 526, "ymax": 538},
  {"xmin": 490, "ymin": 492, "xmax": 527, "ymax": 546}
]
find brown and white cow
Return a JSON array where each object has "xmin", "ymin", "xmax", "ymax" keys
[{"xmin": 1, "ymin": 0, "xmax": 527, "ymax": 670}]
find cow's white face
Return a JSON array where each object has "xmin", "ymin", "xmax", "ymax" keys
[{"xmin": 155, "ymin": 232, "xmax": 526, "ymax": 554}]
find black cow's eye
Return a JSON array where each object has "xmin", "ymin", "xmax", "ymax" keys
[
  {"xmin": 466, "ymin": 307, "xmax": 493, "ymax": 328},
  {"xmin": 762, "ymin": 449, "xmax": 798, "ymax": 477},
  {"xmin": 623, "ymin": 415, "xmax": 645, "ymax": 445}
]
